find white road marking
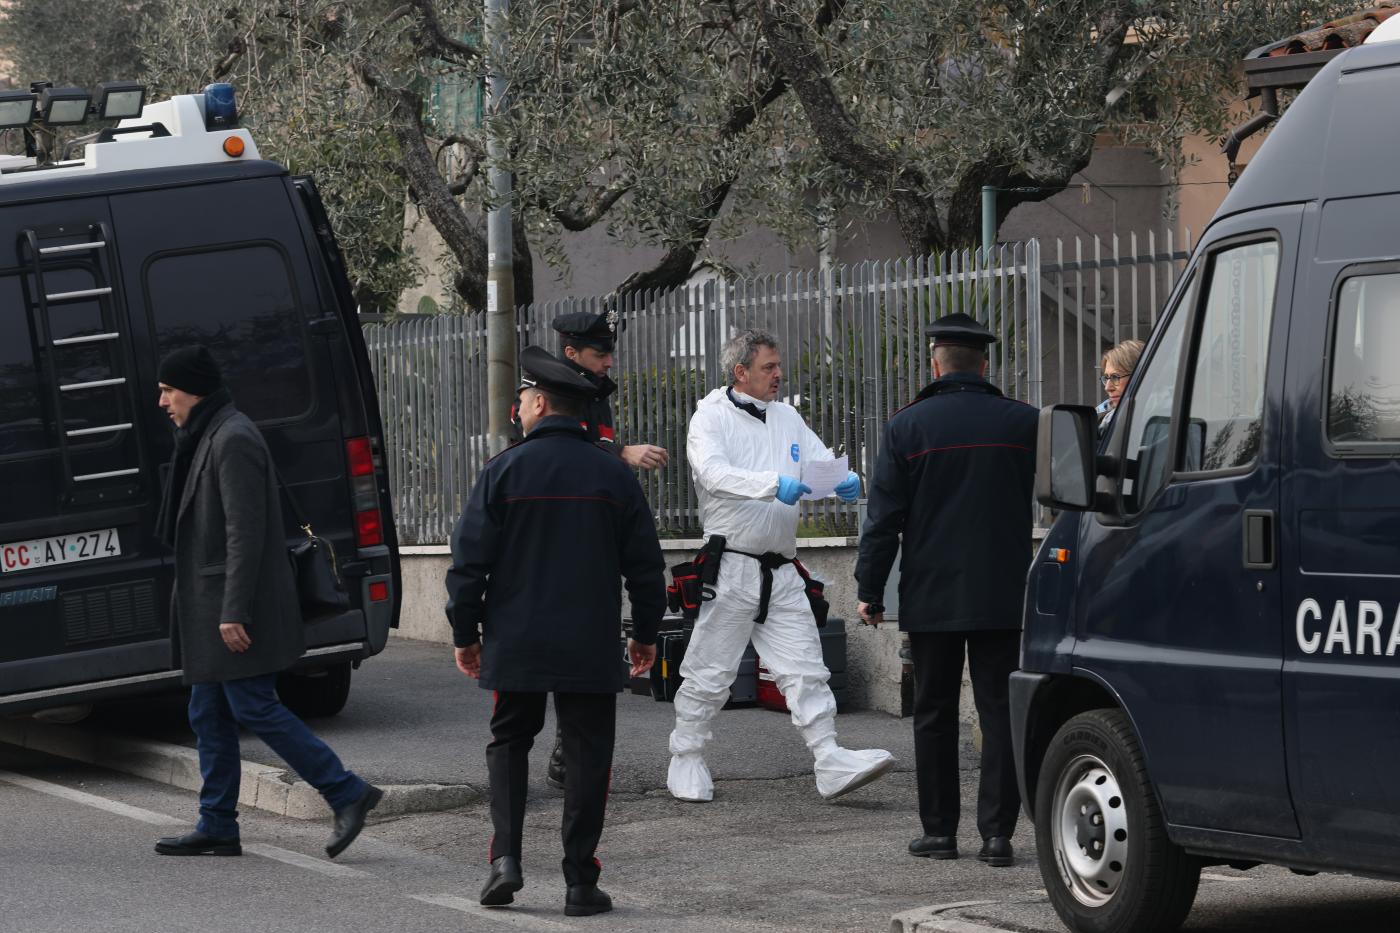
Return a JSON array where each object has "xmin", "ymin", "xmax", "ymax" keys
[
  {"xmin": 1201, "ymin": 872, "xmax": 1254, "ymax": 883},
  {"xmin": 244, "ymin": 843, "xmax": 372, "ymax": 879},
  {"xmin": 408, "ymin": 893, "xmax": 580, "ymax": 931},
  {"xmin": 0, "ymin": 769, "xmax": 183, "ymax": 826}
]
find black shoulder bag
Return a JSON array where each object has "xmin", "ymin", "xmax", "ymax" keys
[{"xmin": 273, "ymin": 465, "xmax": 351, "ymax": 622}]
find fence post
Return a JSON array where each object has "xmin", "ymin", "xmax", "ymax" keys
[{"xmin": 1027, "ymin": 238, "xmax": 1044, "ymax": 409}]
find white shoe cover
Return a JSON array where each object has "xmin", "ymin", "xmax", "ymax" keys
[
  {"xmin": 667, "ymin": 753, "xmax": 715, "ymax": 802},
  {"xmin": 814, "ymin": 747, "xmax": 896, "ymax": 800}
]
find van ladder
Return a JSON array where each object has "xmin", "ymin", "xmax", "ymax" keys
[{"xmin": 22, "ymin": 224, "xmax": 142, "ymax": 504}]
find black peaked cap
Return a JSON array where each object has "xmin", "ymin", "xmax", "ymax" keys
[
  {"xmin": 551, "ymin": 309, "xmax": 620, "ymax": 350},
  {"xmin": 925, "ymin": 312, "xmax": 996, "ymax": 348},
  {"xmin": 518, "ymin": 345, "xmax": 599, "ymax": 400}
]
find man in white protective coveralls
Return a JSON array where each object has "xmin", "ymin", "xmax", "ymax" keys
[{"xmin": 667, "ymin": 329, "xmax": 896, "ymax": 802}]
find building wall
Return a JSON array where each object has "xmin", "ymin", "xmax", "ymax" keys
[{"xmin": 398, "ymin": 142, "xmax": 1170, "ymax": 314}]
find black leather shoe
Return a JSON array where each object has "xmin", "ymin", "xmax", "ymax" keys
[
  {"xmin": 978, "ymin": 835, "xmax": 1014, "ymax": 867},
  {"xmin": 325, "ymin": 784, "xmax": 383, "ymax": 859},
  {"xmin": 154, "ymin": 830, "xmax": 241, "ymax": 856},
  {"xmin": 565, "ymin": 883, "xmax": 613, "ymax": 917},
  {"xmin": 480, "ymin": 856, "xmax": 524, "ymax": 907},
  {"xmin": 908, "ymin": 834, "xmax": 958, "ymax": 859},
  {"xmin": 546, "ymin": 736, "xmax": 566, "ymax": 790}
]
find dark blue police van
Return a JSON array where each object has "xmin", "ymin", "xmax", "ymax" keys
[
  {"xmin": 1015, "ymin": 30, "xmax": 1400, "ymax": 933},
  {"xmin": 0, "ymin": 86, "xmax": 399, "ymax": 719}
]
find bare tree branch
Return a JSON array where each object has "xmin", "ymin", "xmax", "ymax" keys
[
  {"xmin": 757, "ymin": 0, "xmax": 946, "ymax": 253},
  {"xmin": 359, "ymin": 58, "xmax": 490, "ymax": 309},
  {"xmin": 408, "ymin": 0, "xmax": 481, "ymax": 64},
  {"xmin": 548, "ymin": 177, "xmax": 632, "ymax": 231}
]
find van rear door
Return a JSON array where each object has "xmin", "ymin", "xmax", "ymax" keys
[
  {"xmin": 0, "ymin": 194, "xmax": 175, "ymax": 701},
  {"xmin": 110, "ymin": 173, "xmax": 369, "ymax": 651}
]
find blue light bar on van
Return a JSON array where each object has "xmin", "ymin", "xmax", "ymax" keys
[{"xmin": 202, "ymin": 83, "xmax": 239, "ymax": 130}]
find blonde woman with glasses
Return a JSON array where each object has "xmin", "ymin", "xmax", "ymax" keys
[{"xmin": 1098, "ymin": 339, "xmax": 1144, "ymax": 433}]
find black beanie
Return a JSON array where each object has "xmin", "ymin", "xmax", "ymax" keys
[{"xmin": 158, "ymin": 345, "xmax": 223, "ymax": 396}]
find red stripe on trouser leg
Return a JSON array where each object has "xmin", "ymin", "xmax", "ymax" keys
[
  {"xmin": 492, "ymin": 690, "xmax": 499, "ymax": 715},
  {"xmin": 488, "ymin": 834, "xmax": 495, "ymax": 863}
]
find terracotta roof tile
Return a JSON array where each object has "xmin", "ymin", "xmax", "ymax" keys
[{"xmin": 1266, "ymin": 1, "xmax": 1400, "ymax": 55}]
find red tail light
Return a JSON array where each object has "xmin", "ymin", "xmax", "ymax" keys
[
  {"xmin": 346, "ymin": 436, "xmax": 384, "ymax": 547},
  {"xmin": 345, "ymin": 437, "xmax": 374, "ymax": 477},
  {"xmin": 368, "ymin": 581, "xmax": 389, "ymax": 602},
  {"xmin": 355, "ymin": 509, "xmax": 383, "ymax": 547}
]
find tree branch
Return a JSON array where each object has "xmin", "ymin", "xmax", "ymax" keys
[
  {"xmin": 211, "ymin": 37, "xmax": 247, "ymax": 81},
  {"xmin": 359, "ymin": 59, "xmax": 488, "ymax": 309},
  {"xmin": 607, "ymin": 0, "xmax": 847, "ymax": 295},
  {"xmin": 548, "ymin": 177, "xmax": 632, "ymax": 231},
  {"xmin": 409, "ymin": 0, "xmax": 481, "ymax": 65},
  {"xmin": 757, "ymin": 0, "xmax": 945, "ymax": 252}
]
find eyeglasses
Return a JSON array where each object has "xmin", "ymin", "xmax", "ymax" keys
[{"xmin": 1102, "ymin": 372, "xmax": 1132, "ymax": 387}]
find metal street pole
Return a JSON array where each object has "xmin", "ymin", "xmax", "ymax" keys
[
  {"xmin": 485, "ymin": 0, "xmax": 517, "ymax": 455},
  {"xmin": 981, "ymin": 185, "xmax": 997, "ymax": 256}
]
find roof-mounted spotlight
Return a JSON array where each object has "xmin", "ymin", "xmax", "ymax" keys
[
  {"xmin": 94, "ymin": 81, "xmax": 146, "ymax": 120},
  {"xmin": 38, "ymin": 86, "xmax": 91, "ymax": 126},
  {"xmin": 0, "ymin": 90, "xmax": 38, "ymax": 129}
]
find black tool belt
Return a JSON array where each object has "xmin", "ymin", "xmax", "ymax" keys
[
  {"xmin": 724, "ymin": 547, "xmax": 829, "ymax": 627},
  {"xmin": 666, "ymin": 534, "xmax": 726, "ymax": 621}
]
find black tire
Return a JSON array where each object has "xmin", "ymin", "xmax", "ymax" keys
[
  {"xmin": 277, "ymin": 662, "xmax": 352, "ymax": 719},
  {"xmin": 1034, "ymin": 709, "xmax": 1200, "ymax": 933}
]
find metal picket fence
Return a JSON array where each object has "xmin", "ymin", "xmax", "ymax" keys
[{"xmin": 364, "ymin": 232, "xmax": 1191, "ymax": 545}]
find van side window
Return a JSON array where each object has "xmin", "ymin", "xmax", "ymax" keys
[
  {"xmin": 1180, "ymin": 241, "xmax": 1280, "ymax": 472},
  {"xmin": 146, "ymin": 245, "xmax": 312, "ymax": 422},
  {"xmin": 1121, "ymin": 291, "xmax": 1191, "ymax": 513},
  {"xmin": 1329, "ymin": 273, "xmax": 1400, "ymax": 444},
  {"xmin": 0, "ymin": 275, "xmax": 44, "ymax": 457}
]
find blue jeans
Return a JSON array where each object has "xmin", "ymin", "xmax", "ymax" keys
[{"xmin": 188, "ymin": 674, "xmax": 367, "ymax": 838}]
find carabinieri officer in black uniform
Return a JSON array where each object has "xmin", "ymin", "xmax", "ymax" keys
[
  {"xmin": 544, "ymin": 309, "xmax": 669, "ymax": 790},
  {"xmin": 551, "ymin": 310, "xmax": 669, "ymax": 469},
  {"xmin": 446, "ymin": 346, "xmax": 666, "ymax": 917},
  {"xmin": 854, "ymin": 313, "xmax": 1038, "ymax": 869}
]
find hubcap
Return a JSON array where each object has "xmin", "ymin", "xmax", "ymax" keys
[{"xmin": 1051, "ymin": 753, "xmax": 1129, "ymax": 907}]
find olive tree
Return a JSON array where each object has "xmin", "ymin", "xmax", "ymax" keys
[{"xmin": 505, "ymin": 0, "xmax": 1357, "ymax": 278}]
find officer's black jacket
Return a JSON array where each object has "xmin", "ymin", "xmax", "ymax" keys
[
  {"xmin": 445, "ymin": 416, "xmax": 666, "ymax": 692},
  {"xmin": 561, "ymin": 356, "xmax": 622, "ymax": 456},
  {"xmin": 855, "ymin": 372, "xmax": 1038, "ymax": 633}
]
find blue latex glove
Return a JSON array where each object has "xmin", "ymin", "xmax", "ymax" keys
[
  {"xmin": 776, "ymin": 475, "xmax": 812, "ymax": 505},
  {"xmin": 834, "ymin": 471, "xmax": 861, "ymax": 503}
]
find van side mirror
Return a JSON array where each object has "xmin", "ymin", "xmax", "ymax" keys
[{"xmin": 1036, "ymin": 405, "xmax": 1098, "ymax": 511}]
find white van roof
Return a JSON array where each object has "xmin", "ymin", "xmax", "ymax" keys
[
  {"xmin": 0, "ymin": 93, "xmax": 260, "ymax": 189},
  {"xmin": 1365, "ymin": 14, "xmax": 1400, "ymax": 43}
]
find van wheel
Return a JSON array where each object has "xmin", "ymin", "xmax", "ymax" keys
[
  {"xmin": 277, "ymin": 662, "xmax": 352, "ymax": 718},
  {"xmin": 1035, "ymin": 709, "xmax": 1200, "ymax": 933}
]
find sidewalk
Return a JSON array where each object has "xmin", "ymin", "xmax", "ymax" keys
[{"xmin": 14, "ymin": 637, "xmax": 934, "ymax": 810}]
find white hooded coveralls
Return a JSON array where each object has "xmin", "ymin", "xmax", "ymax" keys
[{"xmin": 667, "ymin": 387, "xmax": 893, "ymax": 801}]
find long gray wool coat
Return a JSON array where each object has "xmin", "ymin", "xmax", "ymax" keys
[{"xmin": 170, "ymin": 405, "xmax": 304, "ymax": 684}]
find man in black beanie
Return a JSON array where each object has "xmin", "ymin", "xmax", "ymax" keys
[{"xmin": 154, "ymin": 345, "xmax": 382, "ymax": 859}]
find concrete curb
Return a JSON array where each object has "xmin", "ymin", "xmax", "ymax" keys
[
  {"xmin": 0, "ymin": 717, "xmax": 482, "ymax": 820},
  {"xmin": 889, "ymin": 901, "xmax": 999, "ymax": 933}
]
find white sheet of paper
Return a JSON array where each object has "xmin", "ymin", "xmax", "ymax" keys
[{"xmin": 800, "ymin": 455, "xmax": 849, "ymax": 500}]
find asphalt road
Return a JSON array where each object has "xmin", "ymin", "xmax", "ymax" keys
[
  {"xmin": 84, "ymin": 637, "xmax": 928, "ymax": 795},
  {"xmin": 6, "ymin": 638, "xmax": 1400, "ymax": 932}
]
